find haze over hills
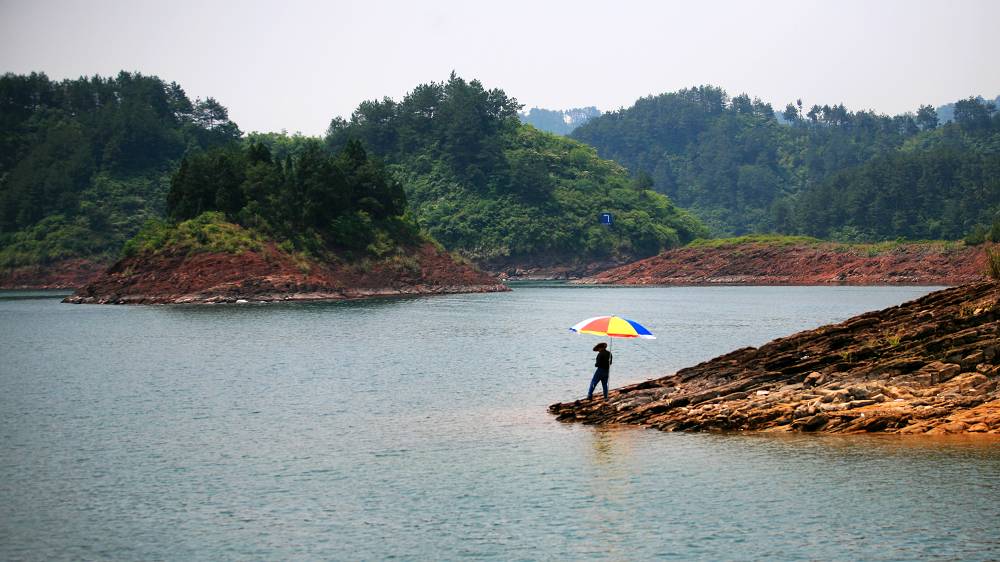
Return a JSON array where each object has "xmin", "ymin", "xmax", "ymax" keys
[
  {"xmin": 513, "ymin": 96, "xmax": 1000, "ymax": 134},
  {"xmin": 518, "ymin": 107, "xmax": 601, "ymax": 136}
]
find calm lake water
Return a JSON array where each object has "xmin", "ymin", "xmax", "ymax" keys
[{"xmin": 1, "ymin": 285, "xmax": 998, "ymax": 561}]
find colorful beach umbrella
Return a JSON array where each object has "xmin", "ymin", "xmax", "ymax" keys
[{"xmin": 569, "ymin": 315, "xmax": 656, "ymax": 339}]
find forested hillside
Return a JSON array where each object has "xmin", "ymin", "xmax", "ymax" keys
[
  {"xmin": 0, "ymin": 72, "xmax": 241, "ymax": 268},
  {"xmin": 326, "ymin": 74, "xmax": 706, "ymax": 266},
  {"xmin": 572, "ymin": 87, "xmax": 1000, "ymax": 240}
]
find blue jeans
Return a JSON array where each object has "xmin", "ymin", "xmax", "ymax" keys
[{"xmin": 588, "ymin": 367, "xmax": 609, "ymax": 400}]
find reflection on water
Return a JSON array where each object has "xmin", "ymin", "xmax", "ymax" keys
[
  {"xmin": 583, "ymin": 426, "xmax": 643, "ymax": 562},
  {"xmin": 589, "ymin": 426, "xmax": 622, "ymax": 466},
  {"xmin": 2, "ymin": 285, "xmax": 998, "ymax": 560}
]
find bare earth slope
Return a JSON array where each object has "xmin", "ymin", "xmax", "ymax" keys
[
  {"xmin": 550, "ymin": 282, "xmax": 1000, "ymax": 434},
  {"xmin": 580, "ymin": 242, "xmax": 989, "ymax": 285},
  {"xmin": 65, "ymin": 243, "xmax": 507, "ymax": 304}
]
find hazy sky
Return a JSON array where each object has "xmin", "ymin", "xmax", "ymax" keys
[{"xmin": 2, "ymin": 0, "xmax": 998, "ymax": 135}]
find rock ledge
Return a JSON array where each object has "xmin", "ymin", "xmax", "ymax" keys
[{"xmin": 550, "ymin": 282, "xmax": 1000, "ymax": 434}]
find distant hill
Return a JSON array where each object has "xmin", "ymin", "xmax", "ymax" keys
[
  {"xmin": 327, "ymin": 75, "xmax": 705, "ymax": 267},
  {"xmin": 519, "ymin": 106, "xmax": 601, "ymax": 135},
  {"xmin": 571, "ymin": 86, "xmax": 1000, "ymax": 240}
]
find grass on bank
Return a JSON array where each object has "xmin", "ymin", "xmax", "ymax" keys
[
  {"xmin": 118, "ymin": 211, "xmax": 438, "ymax": 273},
  {"xmin": 687, "ymin": 234, "xmax": 826, "ymax": 248},
  {"xmin": 121, "ymin": 212, "xmax": 264, "ymax": 257},
  {"xmin": 685, "ymin": 235, "xmax": 972, "ymax": 256}
]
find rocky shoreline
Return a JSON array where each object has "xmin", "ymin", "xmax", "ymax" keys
[
  {"xmin": 576, "ymin": 242, "xmax": 989, "ymax": 286},
  {"xmin": 64, "ymin": 283, "xmax": 508, "ymax": 304},
  {"xmin": 550, "ymin": 282, "xmax": 1000, "ymax": 434},
  {"xmin": 485, "ymin": 259, "xmax": 628, "ymax": 281},
  {"xmin": 64, "ymin": 243, "xmax": 508, "ymax": 304},
  {"xmin": 11, "ymin": 242, "xmax": 990, "ymax": 289}
]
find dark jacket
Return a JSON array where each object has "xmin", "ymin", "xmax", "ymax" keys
[{"xmin": 595, "ymin": 349, "xmax": 612, "ymax": 370}]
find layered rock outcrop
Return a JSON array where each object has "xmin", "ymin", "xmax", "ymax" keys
[
  {"xmin": 65, "ymin": 243, "xmax": 507, "ymax": 304},
  {"xmin": 578, "ymin": 242, "xmax": 989, "ymax": 286},
  {"xmin": 550, "ymin": 282, "xmax": 1000, "ymax": 434}
]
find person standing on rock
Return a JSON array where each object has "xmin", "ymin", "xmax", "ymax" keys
[{"xmin": 588, "ymin": 342, "xmax": 613, "ymax": 400}]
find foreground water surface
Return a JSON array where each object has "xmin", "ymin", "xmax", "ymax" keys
[{"xmin": 1, "ymin": 285, "xmax": 998, "ymax": 560}]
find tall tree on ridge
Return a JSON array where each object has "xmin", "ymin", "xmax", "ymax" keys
[{"xmin": 916, "ymin": 104, "xmax": 939, "ymax": 131}]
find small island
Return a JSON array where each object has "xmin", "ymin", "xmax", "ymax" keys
[
  {"xmin": 63, "ymin": 220, "xmax": 505, "ymax": 304},
  {"xmin": 551, "ymin": 281, "xmax": 999, "ymax": 434},
  {"xmin": 65, "ymin": 140, "xmax": 506, "ymax": 304}
]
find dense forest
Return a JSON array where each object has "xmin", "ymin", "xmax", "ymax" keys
[
  {"xmin": 572, "ymin": 87, "xmax": 1000, "ymax": 240},
  {"xmin": 519, "ymin": 106, "xmax": 601, "ymax": 136},
  {"xmin": 326, "ymin": 74, "xmax": 706, "ymax": 264},
  {"xmin": 0, "ymin": 71, "xmax": 241, "ymax": 267}
]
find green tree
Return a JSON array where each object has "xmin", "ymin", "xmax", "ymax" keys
[
  {"xmin": 953, "ymin": 97, "xmax": 996, "ymax": 132},
  {"xmin": 783, "ymin": 103, "xmax": 799, "ymax": 122},
  {"xmin": 916, "ymin": 104, "xmax": 938, "ymax": 130}
]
